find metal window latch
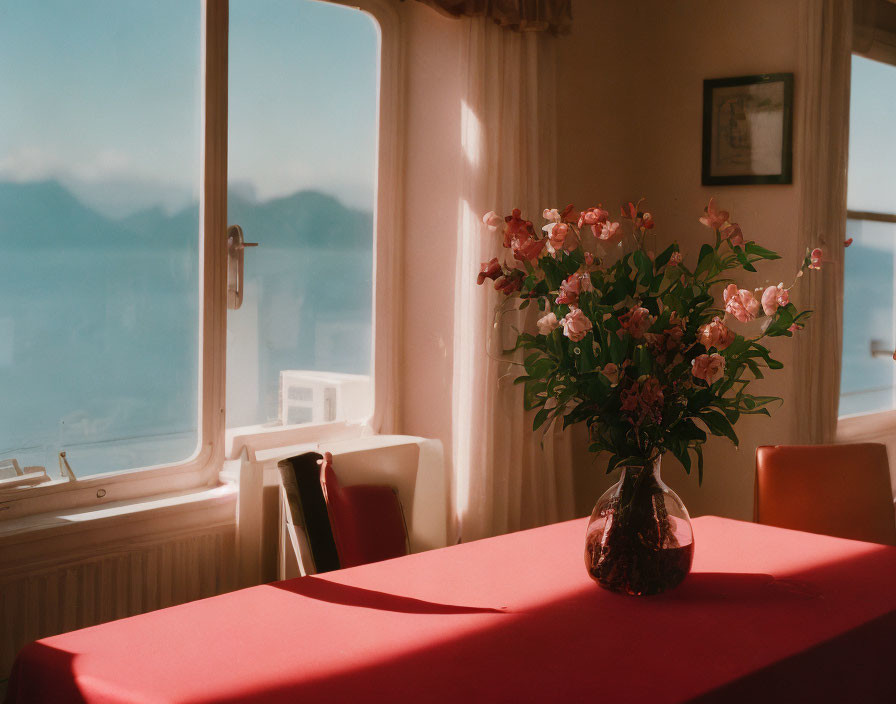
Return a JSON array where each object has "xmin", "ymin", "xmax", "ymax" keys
[
  {"xmin": 58, "ymin": 451, "xmax": 77, "ymax": 482},
  {"xmin": 870, "ymin": 339, "xmax": 896, "ymax": 360},
  {"xmin": 227, "ymin": 224, "xmax": 259, "ymax": 310}
]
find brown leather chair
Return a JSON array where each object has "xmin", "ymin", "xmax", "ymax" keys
[{"xmin": 755, "ymin": 443, "xmax": 896, "ymax": 546}]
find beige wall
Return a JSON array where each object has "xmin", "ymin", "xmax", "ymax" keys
[
  {"xmin": 557, "ymin": 0, "xmax": 805, "ymax": 519},
  {"xmin": 398, "ymin": 0, "xmax": 808, "ymax": 524}
]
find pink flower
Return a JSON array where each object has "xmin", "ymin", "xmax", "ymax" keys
[
  {"xmin": 482, "ymin": 210, "xmax": 503, "ymax": 231},
  {"xmin": 536, "ymin": 311, "xmax": 559, "ymax": 335},
  {"xmin": 543, "ymin": 208, "xmax": 562, "ymax": 222},
  {"xmin": 788, "ymin": 323, "xmax": 803, "ymax": 334},
  {"xmin": 597, "ymin": 221, "xmax": 622, "ymax": 243},
  {"xmin": 721, "ymin": 222, "xmax": 744, "ymax": 247},
  {"xmin": 556, "ymin": 274, "xmax": 582, "ymax": 305},
  {"xmin": 697, "ymin": 316, "xmax": 735, "ymax": 351},
  {"xmin": 723, "ymin": 284, "xmax": 760, "ymax": 323},
  {"xmin": 512, "ymin": 236, "xmax": 546, "ymax": 262},
  {"xmin": 640, "ymin": 212, "xmax": 655, "ymax": 230},
  {"xmin": 476, "ymin": 257, "xmax": 502, "ymax": 285},
  {"xmin": 549, "ymin": 223, "xmax": 569, "ymax": 250},
  {"xmin": 600, "ymin": 363, "xmax": 620, "ymax": 385},
  {"xmin": 619, "ymin": 306, "xmax": 654, "ymax": 340},
  {"xmin": 578, "ymin": 206, "xmax": 609, "ymax": 228},
  {"xmin": 560, "ymin": 307, "xmax": 593, "ymax": 342},
  {"xmin": 699, "ymin": 197, "xmax": 729, "ymax": 230},
  {"xmin": 691, "ymin": 353, "xmax": 726, "ymax": 385},
  {"xmin": 809, "ymin": 247, "xmax": 823, "ymax": 270},
  {"xmin": 669, "ymin": 251, "xmax": 682, "ymax": 266},
  {"xmin": 584, "ymin": 251, "xmax": 595, "ymax": 267},
  {"xmin": 760, "ymin": 284, "xmax": 790, "ymax": 316}
]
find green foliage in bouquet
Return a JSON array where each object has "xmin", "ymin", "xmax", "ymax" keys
[{"xmin": 476, "ymin": 200, "xmax": 820, "ymax": 482}]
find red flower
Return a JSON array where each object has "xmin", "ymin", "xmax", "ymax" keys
[
  {"xmin": 476, "ymin": 257, "xmax": 502, "ymax": 285},
  {"xmin": 504, "ymin": 208, "xmax": 533, "ymax": 248},
  {"xmin": 512, "ymin": 236, "xmax": 547, "ymax": 262},
  {"xmin": 494, "ymin": 272, "xmax": 523, "ymax": 295},
  {"xmin": 560, "ymin": 204, "xmax": 579, "ymax": 223},
  {"xmin": 556, "ymin": 274, "xmax": 582, "ymax": 305}
]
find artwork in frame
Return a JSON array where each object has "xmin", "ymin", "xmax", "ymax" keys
[{"xmin": 702, "ymin": 73, "xmax": 794, "ymax": 185}]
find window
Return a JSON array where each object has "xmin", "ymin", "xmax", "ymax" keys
[
  {"xmin": 0, "ymin": 0, "xmax": 203, "ymax": 479},
  {"xmin": 840, "ymin": 55, "xmax": 896, "ymax": 417},
  {"xmin": 226, "ymin": 0, "xmax": 377, "ymax": 430},
  {"xmin": 0, "ymin": 0, "xmax": 399, "ymax": 517}
]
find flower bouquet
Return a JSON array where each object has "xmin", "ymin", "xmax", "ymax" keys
[{"xmin": 476, "ymin": 198, "xmax": 818, "ymax": 595}]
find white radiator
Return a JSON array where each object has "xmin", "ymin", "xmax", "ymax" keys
[{"xmin": 0, "ymin": 528, "xmax": 236, "ymax": 677}]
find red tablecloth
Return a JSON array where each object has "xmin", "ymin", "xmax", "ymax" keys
[{"xmin": 6, "ymin": 516, "xmax": 896, "ymax": 703}]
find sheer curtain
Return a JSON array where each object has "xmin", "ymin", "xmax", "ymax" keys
[
  {"xmin": 451, "ymin": 17, "xmax": 575, "ymax": 543},
  {"xmin": 793, "ymin": 0, "xmax": 853, "ymax": 443}
]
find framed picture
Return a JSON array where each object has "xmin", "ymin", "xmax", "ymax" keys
[{"xmin": 702, "ymin": 73, "xmax": 793, "ymax": 185}]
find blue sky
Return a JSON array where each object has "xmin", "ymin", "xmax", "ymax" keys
[
  {"xmin": 848, "ymin": 55, "xmax": 896, "ymax": 214},
  {"xmin": 0, "ymin": 0, "xmax": 378, "ymax": 214}
]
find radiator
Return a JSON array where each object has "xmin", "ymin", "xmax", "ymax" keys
[{"xmin": 1, "ymin": 528, "xmax": 236, "ymax": 677}]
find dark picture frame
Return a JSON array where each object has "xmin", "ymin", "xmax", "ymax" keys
[{"xmin": 701, "ymin": 73, "xmax": 794, "ymax": 185}]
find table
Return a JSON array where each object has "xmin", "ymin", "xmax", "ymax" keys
[{"xmin": 6, "ymin": 517, "xmax": 896, "ymax": 703}]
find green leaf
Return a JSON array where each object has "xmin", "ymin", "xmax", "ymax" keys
[
  {"xmin": 523, "ymin": 380, "xmax": 547, "ymax": 411},
  {"xmin": 744, "ymin": 242, "xmax": 781, "ymax": 260},
  {"xmin": 694, "ymin": 244, "xmax": 715, "ymax": 277},
  {"xmin": 698, "ymin": 409, "xmax": 739, "ymax": 446},
  {"xmin": 654, "ymin": 243, "xmax": 677, "ymax": 269},
  {"xmin": 744, "ymin": 358, "xmax": 764, "ymax": 379},
  {"xmin": 533, "ymin": 407, "xmax": 551, "ymax": 431},
  {"xmin": 732, "ymin": 245, "xmax": 757, "ymax": 272}
]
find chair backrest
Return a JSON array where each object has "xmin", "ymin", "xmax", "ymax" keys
[
  {"xmin": 319, "ymin": 452, "xmax": 409, "ymax": 568},
  {"xmin": 755, "ymin": 443, "xmax": 896, "ymax": 546},
  {"xmin": 277, "ymin": 435, "xmax": 447, "ymax": 578}
]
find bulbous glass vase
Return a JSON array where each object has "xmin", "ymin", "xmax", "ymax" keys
[{"xmin": 584, "ymin": 455, "xmax": 694, "ymax": 595}]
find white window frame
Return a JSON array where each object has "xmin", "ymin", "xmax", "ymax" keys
[{"xmin": 0, "ymin": 0, "xmax": 405, "ymax": 522}]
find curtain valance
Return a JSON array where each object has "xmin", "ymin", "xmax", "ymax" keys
[{"xmin": 409, "ymin": 1, "xmax": 572, "ymax": 34}]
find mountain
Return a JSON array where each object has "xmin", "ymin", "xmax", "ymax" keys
[
  {"xmin": 0, "ymin": 180, "xmax": 136, "ymax": 250},
  {"xmin": 0, "ymin": 180, "xmax": 373, "ymax": 252}
]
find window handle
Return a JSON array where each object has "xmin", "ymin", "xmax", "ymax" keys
[
  {"xmin": 870, "ymin": 339, "xmax": 896, "ymax": 360},
  {"xmin": 227, "ymin": 225, "xmax": 259, "ymax": 310}
]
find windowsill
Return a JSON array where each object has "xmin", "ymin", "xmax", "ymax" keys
[
  {"xmin": 0, "ymin": 483, "xmax": 237, "ymax": 573},
  {"xmin": 836, "ymin": 408, "xmax": 896, "ymax": 441}
]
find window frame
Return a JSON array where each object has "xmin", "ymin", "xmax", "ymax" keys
[{"xmin": 0, "ymin": 0, "xmax": 405, "ymax": 521}]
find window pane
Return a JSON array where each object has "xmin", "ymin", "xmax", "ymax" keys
[
  {"xmin": 0, "ymin": 1, "xmax": 202, "ymax": 476},
  {"xmin": 227, "ymin": 0, "xmax": 377, "ymax": 428},
  {"xmin": 840, "ymin": 219, "xmax": 896, "ymax": 416},
  {"xmin": 841, "ymin": 55, "xmax": 896, "ymax": 417}
]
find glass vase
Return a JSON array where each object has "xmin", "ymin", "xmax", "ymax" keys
[{"xmin": 584, "ymin": 455, "xmax": 694, "ymax": 595}]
